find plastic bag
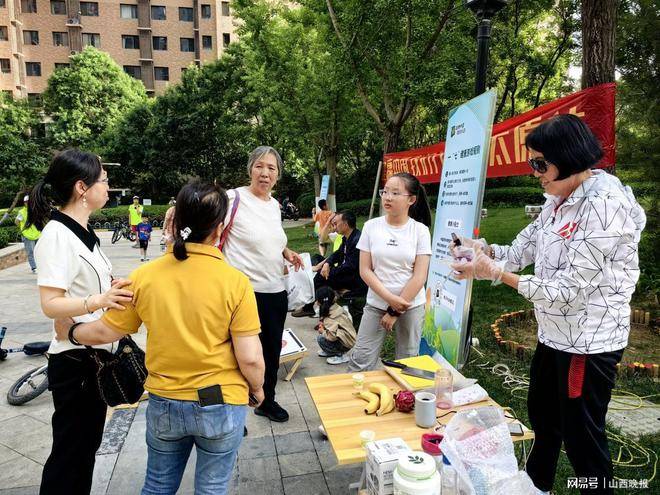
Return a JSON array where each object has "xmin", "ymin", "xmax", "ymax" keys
[
  {"xmin": 284, "ymin": 253, "xmax": 315, "ymax": 310},
  {"xmin": 440, "ymin": 407, "xmax": 541, "ymax": 495}
]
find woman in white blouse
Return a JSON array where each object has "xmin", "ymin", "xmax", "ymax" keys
[
  {"xmin": 451, "ymin": 115, "xmax": 646, "ymax": 494},
  {"xmin": 221, "ymin": 146, "xmax": 303, "ymax": 423},
  {"xmin": 28, "ymin": 149, "xmax": 133, "ymax": 495}
]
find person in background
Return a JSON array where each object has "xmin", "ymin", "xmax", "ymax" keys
[
  {"xmin": 348, "ymin": 172, "xmax": 432, "ymax": 372},
  {"xmin": 314, "ymin": 199, "xmax": 334, "ymax": 256},
  {"xmin": 53, "ymin": 181, "xmax": 265, "ymax": 495},
  {"xmin": 221, "ymin": 146, "xmax": 304, "ymax": 423},
  {"xmin": 137, "ymin": 213, "xmax": 152, "ymax": 262},
  {"xmin": 292, "ymin": 210, "xmax": 366, "ymax": 317},
  {"xmin": 29, "ymin": 149, "xmax": 133, "ymax": 495},
  {"xmin": 315, "ymin": 286, "xmax": 357, "ymax": 365},
  {"xmin": 14, "ymin": 194, "xmax": 41, "ymax": 273},
  {"xmin": 161, "ymin": 198, "xmax": 176, "ymax": 251},
  {"xmin": 450, "ymin": 114, "xmax": 646, "ymax": 494},
  {"xmin": 128, "ymin": 195, "xmax": 143, "ymax": 248}
]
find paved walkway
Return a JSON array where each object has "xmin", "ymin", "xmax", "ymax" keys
[{"xmin": 0, "ymin": 230, "xmax": 361, "ymax": 495}]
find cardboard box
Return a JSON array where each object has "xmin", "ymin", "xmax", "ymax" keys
[{"xmin": 365, "ymin": 438, "xmax": 411, "ymax": 495}]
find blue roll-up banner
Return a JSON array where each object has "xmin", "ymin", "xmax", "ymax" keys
[
  {"xmin": 419, "ymin": 90, "xmax": 497, "ymax": 369},
  {"xmin": 319, "ymin": 175, "xmax": 330, "ymax": 200}
]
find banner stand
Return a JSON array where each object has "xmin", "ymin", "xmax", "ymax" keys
[{"xmin": 368, "ymin": 161, "xmax": 383, "ymax": 220}]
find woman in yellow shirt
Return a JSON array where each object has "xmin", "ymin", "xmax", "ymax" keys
[{"xmin": 55, "ymin": 181, "xmax": 265, "ymax": 495}]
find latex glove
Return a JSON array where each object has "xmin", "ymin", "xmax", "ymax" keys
[
  {"xmin": 449, "ymin": 236, "xmax": 489, "ymax": 259},
  {"xmin": 451, "ymin": 252, "xmax": 503, "ymax": 282}
]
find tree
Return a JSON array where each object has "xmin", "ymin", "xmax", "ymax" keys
[
  {"xmin": 43, "ymin": 47, "xmax": 147, "ymax": 150},
  {"xmin": 0, "ymin": 94, "xmax": 49, "ymax": 214},
  {"xmin": 581, "ymin": 0, "xmax": 617, "ymax": 88}
]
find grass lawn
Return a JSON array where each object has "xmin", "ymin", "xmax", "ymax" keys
[{"xmin": 286, "ymin": 207, "xmax": 658, "ymax": 493}]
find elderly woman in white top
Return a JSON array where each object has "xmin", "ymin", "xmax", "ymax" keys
[
  {"xmin": 221, "ymin": 146, "xmax": 303, "ymax": 422},
  {"xmin": 451, "ymin": 115, "xmax": 646, "ymax": 494}
]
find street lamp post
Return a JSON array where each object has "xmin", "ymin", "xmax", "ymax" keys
[{"xmin": 464, "ymin": 0, "xmax": 509, "ymax": 96}]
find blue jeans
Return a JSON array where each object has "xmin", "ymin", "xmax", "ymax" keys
[
  {"xmin": 142, "ymin": 394, "xmax": 247, "ymax": 495},
  {"xmin": 22, "ymin": 237, "xmax": 36, "ymax": 271}
]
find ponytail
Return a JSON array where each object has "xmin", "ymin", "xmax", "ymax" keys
[
  {"xmin": 173, "ymin": 235, "xmax": 188, "ymax": 261},
  {"xmin": 393, "ymin": 172, "xmax": 432, "ymax": 227},
  {"xmin": 27, "ymin": 179, "xmax": 52, "ymax": 231},
  {"xmin": 316, "ymin": 286, "xmax": 336, "ymax": 318}
]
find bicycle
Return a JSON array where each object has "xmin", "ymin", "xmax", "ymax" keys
[
  {"xmin": 111, "ymin": 221, "xmax": 137, "ymax": 244},
  {"xmin": 0, "ymin": 326, "xmax": 50, "ymax": 406}
]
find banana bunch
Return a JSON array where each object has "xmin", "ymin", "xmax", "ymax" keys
[{"xmin": 354, "ymin": 383, "xmax": 395, "ymax": 416}]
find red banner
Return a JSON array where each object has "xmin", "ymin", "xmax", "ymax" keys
[{"xmin": 382, "ymin": 83, "xmax": 616, "ymax": 184}]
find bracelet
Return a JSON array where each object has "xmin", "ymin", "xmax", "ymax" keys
[
  {"xmin": 83, "ymin": 295, "xmax": 93, "ymax": 314},
  {"xmin": 488, "ymin": 245, "xmax": 495, "ymax": 259},
  {"xmin": 68, "ymin": 322, "xmax": 84, "ymax": 346},
  {"xmin": 386, "ymin": 306, "xmax": 402, "ymax": 317}
]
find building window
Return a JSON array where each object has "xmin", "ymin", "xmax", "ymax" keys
[
  {"xmin": 23, "ymin": 30, "xmax": 39, "ymax": 45},
  {"xmin": 0, "ymin": 58, "xmax": 10, "ymax": 73},
  {"xmin": 152, "ymin": 36, "xmax": 167, "ymax": 51},
  {"xmin": 55, "ymin": 62, "xmax": 69, "ymax": 70},
  {"xmin": 50, "ymin": 0, "xmax": 66, "ymax": 15},
  {"xmin": 80, "ymin": 2, "xmax": 99, "ymax": 17},
  {"xmin": 151, "ymin": 5, "xmax": 166, "ymax": 20},
  {"xmin": 180, "ymin": 38, "xmax": 194, "ymax": 52},
  {"xmin": 154, "ymin": 67, "xmax": 169, "ymax": 81},
  {"xmin": 25, "ymin": 62, "xmax": 41, "ymax": 76},
  {"xmin": 222, "ymin": 33, "xmax": 230, "ymax": 47},
  {"xmin": 202, "ymin": 36, "xmax": 212, "ymax": 50},
  {"xmin": 201, "ymin": 5, "xmax": 211, "ymax": 18},
  {"xmin": 179, "ymin": 7, "xmax": 193, "ymax": 22},
  {"xmin": 0, "ymin": 1, "xmax": 5, "ymax": 8},
  {"xmin": 0, "ymin": 26, "xmax": 7, "ymax": 41},
  {"xmin": 123, "ymin": 65, "xmax": 141, "ymax": 79},
  {"xmin": 82, "ymin": 32, "xmax": 101, "ymax": 48},
  {"xmin": 52, "ymin": 32, "xmax": 69, "ymax": 47},
  {"xmin": 21, "ymin": 0, "xmax": 36, "ymax": 13},
  {"xmin": 221, "ymin": 2, "xmax": 230, "ymax": 16},
  {"xmin": 27, "ymin": 93, "xmax": 42, "ymax": 106},
  {"xmin": 120, "ymin": 4, "xmax": 138, "ymax": 19},
  {"xmin": 122, "ymin": 35, "xmax": 140, "ymax": 50}
]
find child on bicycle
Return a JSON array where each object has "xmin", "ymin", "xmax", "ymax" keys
[
  {"xmin": 315, "ymin": 286, "xmax": 356, "ymax": 365},
  {"xmin": 137, "ymin": 213, "xmax": 152, "ymax": 262}
]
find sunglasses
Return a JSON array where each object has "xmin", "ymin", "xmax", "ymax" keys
[{"xmin": 527, "ymin": 157, "xmax": 549, "ymax": 174}]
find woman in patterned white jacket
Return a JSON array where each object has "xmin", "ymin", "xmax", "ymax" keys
[{"xmin": 451, "ymin": 114, "xmax": 646, "ymax": 494}]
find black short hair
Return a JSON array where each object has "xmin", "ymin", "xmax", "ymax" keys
[
  {"xmin": 318, "ymin": 199, "xmax": 327, "ymax": 209},
  {"xmin": 525, "ymin": 114, "xmax": 603, "ymax": 180},
  {"xmin": 338, "ymin": 210, "xmax": 356, "ymax": 229}
]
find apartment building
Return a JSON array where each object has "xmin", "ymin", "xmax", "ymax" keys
[{"xmin": 0, "ymin": 0, "xmax": 236, "ymax": 98}]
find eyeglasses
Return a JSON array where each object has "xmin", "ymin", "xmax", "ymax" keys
[
  {"xmin": 97, "ymin": 177, "xmax": 109, "ymax": 184},
  {"xmin": 379, "ymin": 189, "xmax": 411, "ymax": 198},
  {"xmin": 527, "ymin": 157, "xmax": 549, "ymax": 174}
]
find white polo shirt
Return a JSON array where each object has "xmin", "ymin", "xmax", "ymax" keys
[{"xmin": 34, "ymin": 210, "xmax": 115, "ymax": 354}]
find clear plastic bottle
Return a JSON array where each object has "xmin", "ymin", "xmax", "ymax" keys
[
  {"xmin": 434, "ymin": 368, "xmax": 453, "ymax": 409},
  {"xmin": 440, "ymin": 456, "xmax": 457, "ymax": 495}
]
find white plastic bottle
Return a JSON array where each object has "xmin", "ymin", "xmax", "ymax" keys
[
  {"xmin": 440, "ymin": 456, "xmax": 457, "ymax": 495},
  {"xmin": 392, "ymin": 451, "xmax": 440, "ymax": 495}
]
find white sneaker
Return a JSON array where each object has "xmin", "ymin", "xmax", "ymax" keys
[
  {"xmin": 317, "ymin": 349, "xmax": 331, "ymax": 357},
  {"xmin": 327, "ymin": 354, "xmax": 349, "ymax": 365},
  {"xmin": 318, "ymin": 424, "xmax": 327, "ymax": 437}
]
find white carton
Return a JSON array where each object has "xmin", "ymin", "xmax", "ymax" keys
[{"xmin": 365, "ymin": 437, "xmax": 412, "ymax": 495}]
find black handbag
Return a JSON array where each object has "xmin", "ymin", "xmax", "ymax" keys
[{"xmin": 89, "ymin": 336, "xmax": 147, "ymax": 407}]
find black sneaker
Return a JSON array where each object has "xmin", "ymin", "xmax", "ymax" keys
[
  {"xmin": 254, "ymin": 400, "xmax": 289, "ymax": 422},
  {"xmin": 291, "ymin": 304, "xmax": 315, "ymax": 318}
]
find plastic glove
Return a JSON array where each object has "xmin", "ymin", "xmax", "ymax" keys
[
  {"xmin": 449, "ymin": 236, "xmax": 489, "ymax": 259},
  {"xmin": 451, "ymin": 252, "xmax": 503, "ymax": 282}
]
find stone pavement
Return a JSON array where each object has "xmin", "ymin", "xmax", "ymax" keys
[{"xmin": 0, "ymin": 226, "xmax": 363, "ymax": 495}]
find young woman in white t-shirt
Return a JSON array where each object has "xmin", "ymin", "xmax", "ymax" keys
[
  {"xmin": 348, "ymin": 172, "xmax": 433, "ymax": 371},
  {"xmin": 27, "ymin": 150, "xmax": 133, "ymax": 495}
]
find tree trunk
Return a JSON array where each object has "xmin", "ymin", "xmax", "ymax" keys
[
  {"xmin": 383, "ymin": 126, "xmax": 402, "ymax": 155},
  {"xmin": 0, "ymin": 189, "xmax": 25, "ymax": 227},
  {"xmin": 581, "ymin": 0, "xmax": 616, "ymax": 89}
]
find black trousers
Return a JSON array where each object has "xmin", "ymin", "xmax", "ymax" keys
[
  {"xmin": 313, "ymin": 270, "xmax": 364, "ymax": 294},
  {"xmin": 526, "ymin": 343, "xmax": 623, "ymax": 494},
  {"xmin": 40, "ymin": 350, "xmax": 107, "ymax": 495},
  {"xmin": 255, "ymin": 291, "xmax": 288, "ymax": 403}
]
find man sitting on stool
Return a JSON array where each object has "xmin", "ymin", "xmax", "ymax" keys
[{"xmin": 292, "ymin": 211, "xmax": 366, "ymax": 317}]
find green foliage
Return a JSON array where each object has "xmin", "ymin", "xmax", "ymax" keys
[
  {"xmin": 0, "ymin": 94, "xmax": 49, "ymax": 204},
  {"xmin": 42, "ymin": 47, "xmax": 147, "ymax": 150},
  {"xmin": 89, "ymin": 205, "xmax": 170, "ymax": 225},
  {"xmin": 0, "ymin": 226, "xmax": 21, "ymax": 249}
]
